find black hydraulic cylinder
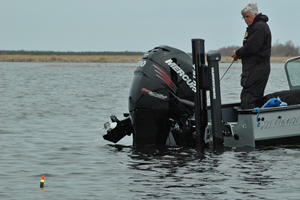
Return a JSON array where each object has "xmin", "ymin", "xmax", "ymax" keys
[
  {"xmin": 191, "ymin": 39, "xmax": 208, "ymax": 154},
  {"xmin": 207, "ymin": 53, "xmax": 224, "ymax": 153}
]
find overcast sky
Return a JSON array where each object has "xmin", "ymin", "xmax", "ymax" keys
[{"xmin": 0, "ymin": 0, "xmax": 298, "ymax": 53}]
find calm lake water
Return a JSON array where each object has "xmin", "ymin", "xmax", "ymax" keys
[{"xmin": 1, "ymin": 62, "xmax": 300, "ymax": 200}]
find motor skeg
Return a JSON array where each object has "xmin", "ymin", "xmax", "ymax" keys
[{"xmin": 128, "ymin": 45, "xmax": 195, "ymax": 146}]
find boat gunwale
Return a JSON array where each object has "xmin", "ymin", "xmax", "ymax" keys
[{"xmin": 235, "ymin": 104, "xmax": 300, "ymax": 114}]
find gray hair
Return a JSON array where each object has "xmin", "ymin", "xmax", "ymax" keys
[{"xmin": 241, "ymin": 2, "xmax": 258, "ymax": 15}]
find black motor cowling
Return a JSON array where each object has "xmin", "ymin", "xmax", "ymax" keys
[{"xmin": 128, "ymin": 45, "xmax": 195, "ymax": 146}]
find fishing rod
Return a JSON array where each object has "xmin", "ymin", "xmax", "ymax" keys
[
  {"xmin": 169, "ymin": 60, "xmax": 236, "ymax": 102},
  {"xmin": 219, "ymin": 59, "xmax": 235, "ymax": 82},
  {"xmin": 205, "ymin": 59, "xmax": 235, "ymax": 100}
]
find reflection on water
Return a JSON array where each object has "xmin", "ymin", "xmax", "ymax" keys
[
  {"xmin": 127, "ymin": 145, "xmax": 299, "ymax": 199},
  {"xmin": 101, "ymin": 143, "xmax": 300, "ymax": 199}
]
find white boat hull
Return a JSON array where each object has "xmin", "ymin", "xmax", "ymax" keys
[{"xmin": 223, "ymin": 105, "xmax": 300, "ymax": 148}]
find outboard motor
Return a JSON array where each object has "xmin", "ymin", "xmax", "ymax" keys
[
  {"xmin": 129, "ymin": 45, "xmax": 195, "ymax": 147},
  {"xmin": 103, "ymin": 45, "xmax": 196, "ymax": 147}
]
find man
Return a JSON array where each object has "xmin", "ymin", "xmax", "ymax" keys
[{"xmin": 232, "ymin": 2, "xmax": 271, "ymax": 109}]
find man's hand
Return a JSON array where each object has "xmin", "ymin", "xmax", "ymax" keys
[{"xmin": 231, "ymin": 50, "xmax": 238, "ymax": 61}]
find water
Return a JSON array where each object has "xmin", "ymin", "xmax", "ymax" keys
[{"xmin": 1, "ymin": 62, "xmax": 299, "ymax": 200}]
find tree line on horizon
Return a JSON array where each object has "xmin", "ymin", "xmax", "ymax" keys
[
  {"xmin": 1, "ymin": 41, "xmax": 299, "ymax": 57},
  {"xmin": 208, "ymin": 40, "xmax": 300, "ymax": 57},
  {"xmin": 0, "ymin": 50, "xmax": 144, "ymax": 56}
]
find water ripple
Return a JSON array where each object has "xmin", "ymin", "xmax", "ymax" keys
[{"xmin": 0, "ymin": 62, "xmax": 298, "ymax": 199}]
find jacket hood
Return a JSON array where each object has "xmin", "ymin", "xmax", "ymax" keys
[{"xmin": 254, "ymin": 13, "xmax": 269, "ymax": 23}]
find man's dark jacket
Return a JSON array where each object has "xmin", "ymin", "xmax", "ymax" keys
[
  {"xmin": 235, "ymin": 13, "xmax": 272, "ymax": 109},
  {"xmin": 236, "ymin": 13, "xmax": 271, "ymax": 66}
]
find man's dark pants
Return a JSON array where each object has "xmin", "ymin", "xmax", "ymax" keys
[{"xmin": 240, "ymin": 62, "xmax": 270, "ymax": 109}]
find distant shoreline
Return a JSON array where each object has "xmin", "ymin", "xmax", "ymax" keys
[
  {"xmin": 0, "ymin": 55, "xmax": 295, "ymax": 63},
  {"xmin": 220, "ymin": 56, "xmax": 295, "ymax": 63}
]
